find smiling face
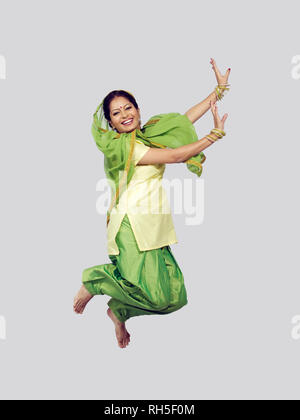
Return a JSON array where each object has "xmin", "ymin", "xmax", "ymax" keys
[{"xmin": 109, "ymin": 96, "xmax": 141, "ymax": 133}]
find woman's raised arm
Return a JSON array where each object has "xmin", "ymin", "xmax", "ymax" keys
[
  {"xmin": 184, "ymin": 90, "xmax": 219, "ymax": 124},
  {"xmin": 185, "ymin": 58, "xmax": 231, "ymax": 124},
  {"xmin": 139, "ymin": 99, "xmax": 228, "ymax": 166}
]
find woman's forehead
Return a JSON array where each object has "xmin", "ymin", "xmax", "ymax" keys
[{"xmin": 110, "ymin": 97, "xmax": 132, "ymax": 111}]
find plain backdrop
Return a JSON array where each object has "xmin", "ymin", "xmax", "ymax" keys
[{"xmin": 0, "ymin": 0, "xmax": 300, "ymax": 400}]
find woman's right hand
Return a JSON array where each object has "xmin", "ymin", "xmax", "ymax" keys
[{"xmin": 210, "ymin": 99, "xmax": 228, "ymax": 131}]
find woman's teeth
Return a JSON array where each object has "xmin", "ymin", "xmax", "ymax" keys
[{"xmin": 122, "ymin": 119, "xmax": 133, "ymax": 125}]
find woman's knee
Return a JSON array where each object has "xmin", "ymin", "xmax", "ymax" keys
[
  {"xmin": 82, "ymin": 267, "xmax": 92, "ymax": 283},
  {"xmin": 81, "ymin": 264, "xmax": 105, "ymax": 284},
  {"xmin": 169, "ymin": 290, "xmax": 188, "ymax": 312},
  {"xmin": 151, "ymin": 292, "xmax": 187, "ymax": 312}
]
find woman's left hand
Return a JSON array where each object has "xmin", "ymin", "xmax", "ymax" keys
[{"xmin": 210, "ymin": 58, "xmax": 231, "ymax": 86}]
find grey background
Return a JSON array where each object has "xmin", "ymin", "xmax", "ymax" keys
[{"xmin": 0, "ymin": 0, "xmax": 299, "ymax": 400}]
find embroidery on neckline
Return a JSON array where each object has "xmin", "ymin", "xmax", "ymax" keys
[{"xmin": 143, "ymin": 118, "xmax": 160, "ymax": 127}]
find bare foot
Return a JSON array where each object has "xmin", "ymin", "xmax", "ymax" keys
[
  {"xmin": 73, "ymin": 285, "xmax": 93, "ymax": 314},
  {"xmin": 107, "ymin": 308, "xmax": 131, "ymax": 348}
]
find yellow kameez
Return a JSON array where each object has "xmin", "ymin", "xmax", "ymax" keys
[{"xmin": 107, "ymin": 139, "xmax": 178, "ymax": 255}]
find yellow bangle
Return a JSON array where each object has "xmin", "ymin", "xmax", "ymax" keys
[
  {"xmin": 212, "ymin": 127, "xmax": 226, "ymax": 134},
  {"xmin": 215, "ymin": 87, "xmax": 223, "ymax": 101},
  {"xmin": 211, "ymin": 128, "xmax": 226, "ymax": 137},
  {"xmin": 215, "ymin": 84, "xmax": 230, "ymax": 101},
  {"xmin": 205, "ymin": 134, "xmax": 218, "ymax": 143},
  {"xmin": 210, "ymin": 130, "xmax": 223, "ymax": 139},
  {"xmin": 218, "ymin": 84, "xmax": 230, "ymax": 88}
]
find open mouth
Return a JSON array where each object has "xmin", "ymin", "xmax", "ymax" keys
[{"xmin": 122, "ymin": 118, "xmax": 133, "ymax": 126}]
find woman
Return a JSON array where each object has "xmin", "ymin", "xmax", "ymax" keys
[{"xmin": 74, "ymin": 58, "xmax": 231, "ymax": 349}]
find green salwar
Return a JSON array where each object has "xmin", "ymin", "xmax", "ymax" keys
[{"xmin": 82, "ymin": 214, "xmax": 188, "ymax": 323}]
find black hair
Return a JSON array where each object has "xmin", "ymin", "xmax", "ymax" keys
[{"xmin": 102, "ymin": 90, "xmax": 139, "ymax": 129}]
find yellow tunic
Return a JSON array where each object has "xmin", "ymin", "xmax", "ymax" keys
[{"xmin": 107, "ymin": 139, "xmax": 178, "ymax": 255}]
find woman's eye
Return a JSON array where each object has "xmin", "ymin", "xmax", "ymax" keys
[{"xmin": 113, "ymin": 106, "xmax": 131, "ymax": 116}]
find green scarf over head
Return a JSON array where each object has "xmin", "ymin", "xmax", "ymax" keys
[{"xmin": 91, "ymin": 100, "xmax": 206, "ymax": 226}]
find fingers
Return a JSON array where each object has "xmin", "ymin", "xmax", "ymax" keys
[
  {"xmin": 210, "ymin": 99, "xmax": 218, "ymax": 113},
  {"xmin": 221, "ymin": 113, "xmax": 229, "ymax": 123},
  {"xmin": 210, "ymin": 100, "xmax": 228, "ymax": 119},
  {"xmin": 210, "ymin": 58, "xmax": 231, "ymax": 81},
  {"xmin": 210, "ymin": 99, "xmax": 217, "ymax": 107},
  {"xmin": 209, "ymin": 100, "xmax": 216, "ymax": 115},
  {"xmin": 210, "ymin": 58, "xmax": 221, "ymax": 76},
  {"xmin": 224, "ymin": 68, "xmax": 231, "ymax": 84}
]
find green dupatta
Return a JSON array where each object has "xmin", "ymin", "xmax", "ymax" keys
[{"xmin": 91, "ymin": 107, "xmax": 206, "ymax": 226}]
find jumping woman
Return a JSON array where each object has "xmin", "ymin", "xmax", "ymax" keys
[{"xmin": 74, "ymin": 58, "xmax": 231, "ymax": 349}]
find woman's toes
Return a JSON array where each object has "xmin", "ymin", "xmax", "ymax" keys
[{"xmin": 121, "ymin": 333, "xmax": 128, "ymax": 348}]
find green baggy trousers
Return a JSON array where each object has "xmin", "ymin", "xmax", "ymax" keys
[{"xmin": 82, "ymin": 214, "xmax": 188, "ymax": 323}]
